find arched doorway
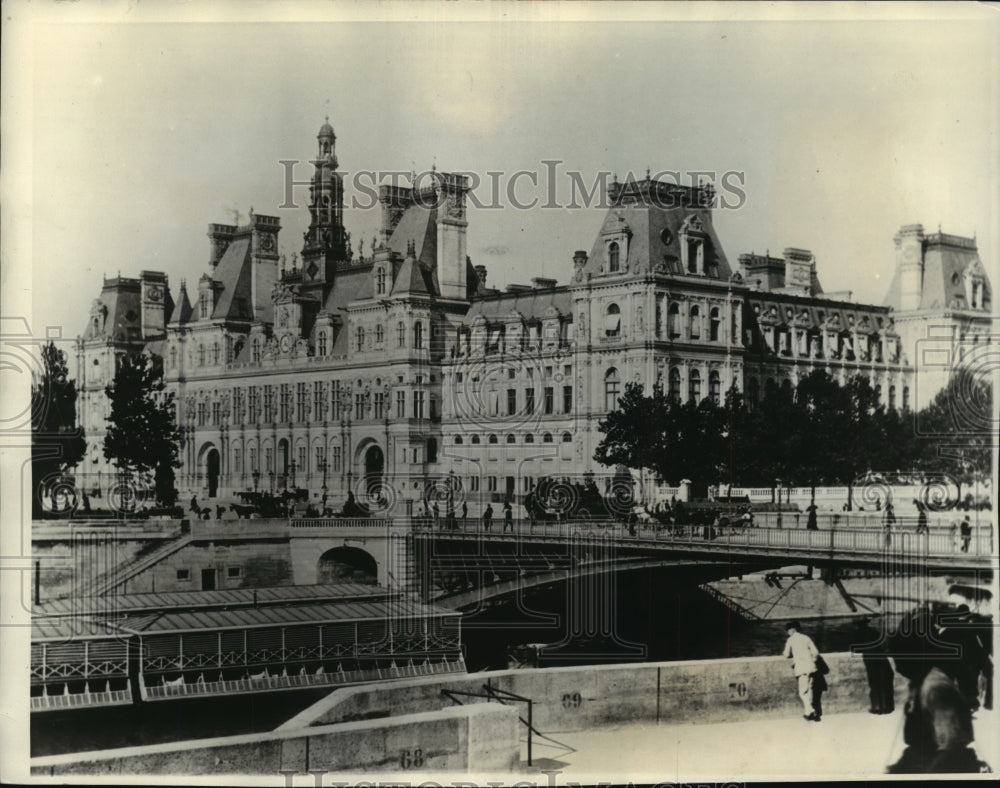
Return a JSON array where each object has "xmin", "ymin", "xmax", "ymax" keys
[
  {"xmin": 363, "ymin": 444, "xmax": 384, "ymax": 503},
  {"xmin": 206, "ymin": 449, "xmax": 220, "ymax": 498},
  {"xmin": 317, "ymin": 546, "xmax": 378, "ymax": 585}
]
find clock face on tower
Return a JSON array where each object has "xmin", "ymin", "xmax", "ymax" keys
[
  {"xmin": 145, "ymin": 285, "xmax": 163, "ymax": 302},
  {"xmin": 260, "ymin": 233, "xmax": 276, "ymax": 253},
  {"xmin": 279, "ymin": 334, "xmax": 292, "ymax": 353}
]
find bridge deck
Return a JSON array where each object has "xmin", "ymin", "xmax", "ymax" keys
[{"xmin": 414, "ymin": 521, "xmax": 995, "ymax": 572}]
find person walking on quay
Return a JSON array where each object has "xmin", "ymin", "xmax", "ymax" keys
[
  {"xmin": 950, "ymin": 520, "xmax": 959, "ymax": 552},
  {"xmin": 806, "ymin": 500, "xmax": 818, "ymax": 531},
  {"xmin": 915, "ymin": 501, "xmax": 929, "ymax": 535},
  {"xmin": 483, "ymin": 503, "xmax": 493, "ymax": 532},
  {"xmin": 460, "ymin": 500, "xmax": 468, "ymax": 529},
  {"xmin": 960, "ymin": 515, "xmax": 972, "ymax": 553},
  {"xmin": 782, "ymin": 620, "xmax": 821, "ymax": 720},
  {"xmin": 190, "ymin": 495, "xmax": 200, "ymax": 517},
  {"xmin": 503, "ymin": 501, "xmax": 513, "ymax": 533},
  {"xmin": 883, "ymin": 501, "xmax": 896, "ymax": 527}
]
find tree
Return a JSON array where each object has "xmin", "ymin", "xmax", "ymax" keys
[
  {"xmin": 31, "ymin": 342, "xmax": 87, "ymax": 516},
  {"xmin": 913, "ymin": 368, "xmax": 993, "ymax": 503},
  {"xmin": 103, "ymin": 353, "xmax": 181, "ymax": 509}
]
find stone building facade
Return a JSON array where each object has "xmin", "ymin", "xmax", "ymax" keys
[{"xmin": 75, "ymin": 121, "xmax": 994, "ymax": 508}]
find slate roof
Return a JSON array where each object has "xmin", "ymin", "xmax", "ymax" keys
[
  {"xmin": 210, "ymin": 236, "xmax": 257, "ymax": 322},
  {"xmin": 883, "ymin": 233, "xmax": 992, "ymax": 311}
]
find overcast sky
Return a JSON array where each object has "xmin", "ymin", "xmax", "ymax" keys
[{"xmin": 7, "ymin": 3, "xmax": 998, "ymax": 347}]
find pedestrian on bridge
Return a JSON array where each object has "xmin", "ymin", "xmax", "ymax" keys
[
  {"xmin": 806, "ymin": 501, "xmax": 818, "ymax": 531},
  {"xmin": 960, "ymin": 516, "xmax": 972, "ymax": 553},
  {"xmin": 782, "ymin": 620, "xmax": 820, "ymax": 721},
  {"xmin": 483, "ymin": 504, "xmax": 493, "ymax": 532},
  {"xmin": 503, "ymin": 501, "xmax": 513, "ymax": 532}
]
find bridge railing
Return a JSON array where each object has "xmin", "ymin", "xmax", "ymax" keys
[{"xmin": 421, "ymin": 518, "xmax": 994, "ymax": 559}]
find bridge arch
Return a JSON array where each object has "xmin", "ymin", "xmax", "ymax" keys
[{"xmin": 317, "ymin": 546, "xmax": 378, "ymax": 585}]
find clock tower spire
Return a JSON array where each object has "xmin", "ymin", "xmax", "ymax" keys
[{"xmin": 301, "ymin": 118, "xmax": 348, "ymax": 284}]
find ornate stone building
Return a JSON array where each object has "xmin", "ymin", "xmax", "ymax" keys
[{"xmin": 76, "ymin": 121, "xmax": 993, "ymax": 508}]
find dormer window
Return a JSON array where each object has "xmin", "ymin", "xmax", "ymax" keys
[
  {"xmin": 376, "ymin": 266, "xmax": 387, "ymax": 295},
  {"xmin": 317, "ymin": 331, "xmax": 327, "ymax": 356},
  {"xmin": 414, "ymin": 321, "xmax": 424, "ymax": 349},
  {"xmin": 605, "ymin": 303, "xmax": 621, "ymax": 337},
  {"xmin": 608, "ymin": 242, "xmax": 620, "ymax": 273},
  {"xmin": 356, "ymin": 326, "xmax": 365, "ymax": 351},
  {"xmin": 199, "ymin": 292, "xmax": 210, "ymax": 319},
  {"xmin": 679, "ymin": 215, "xmax": 708, "ymax": 275}
]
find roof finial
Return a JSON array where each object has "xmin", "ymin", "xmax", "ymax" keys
[{"xmin": 646, "ymin": 167, "xmax": 651, "ymax": 180}]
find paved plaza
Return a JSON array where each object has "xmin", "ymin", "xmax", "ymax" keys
[{"xmin": 524, "ymin": 707, "xmax": 997, "ymax": 781}]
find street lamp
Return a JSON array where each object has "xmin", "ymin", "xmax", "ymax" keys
[
  {"xmin": 252, "ymin": 469, "xmax": 260, "ymax": 493},
  {"xmin": 269, "ymin": 471, "xmax": 275, "ymax": 493},
  {"xmin": 289, "ymin": 461, "xmax": 296, "ymax": 490}
]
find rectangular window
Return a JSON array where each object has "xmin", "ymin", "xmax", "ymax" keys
[
  {"xmin": 249, "ymin": 447, "xmax": 258, "ymax": 472},
  {"xmin": 544, "ymin": 387, "xmax": 554, "ymax": 414},
  {"xmin": 313, "ymin": 382, "xmax": 325, "ymax": 422},
  {"xmin": 331, "ymin": 445, "xmax": 342, "ymax": 472},
  {"xmin": 297, "ymin": 445, "xmax": 306, "ymax": 471},
  {"xmin": 469, "ymin": 476, "xmax": 480, "ymax": 492},
  {"xmin": 396, "ymin": 390, "xmax": 406, "ymax": 418},
  {"xmin": 315, "ymin": 445, "xmax": 325, "ymax": 468},
  {"xmin": 248, "ymin": 387, "xmax": 259, "ymax": 424},
  {"xmin": 413, "ymin": 391, "xmax": 425, "ymax": 419},
  {"xmin": 233, "ymin": 448, "xmax": 242, "ymax": 474},
  {"xmin": 227, "ymin": 566, "xmax": 242, "ymax": 579},
  {"xmin": 488, "ymin": 476, "xmax": 497, "ymax": 492},
  {"xmin": 563, "ymin": 385, "xmax": 573, "ymax": 413},
  {"xmin": 507, "ymin": 388, "xmax": 517, "ymax": 416},
  {"xmin": 525, "ymin": 388, "xmax": 535, "ymax": 413},
  {"xmin": 280, "ymin": 383, "xmax": 292, "ymax": 422},
  {"xmin": 176, "ymin": 569, "xmax": 190, "ymax": 581},
  {"xmin": 212, "ymin": 402, "xmax": 221, "ymax": 425},
  {"xmin": 265, "ymin": 447, "xmax": 274, "ymax": 472},
  {"xmin": 197, "ymin": 402, "xmax": 207, "ymax": 426},
  {"xmin": 263, "ymin": 385, "xmax": 274, "ymax": 422},
  {"xmin": 355, "ymin": 393, "xmax": 365, "ymax": 421},
  {"xmin": 374, "ymin": 391, "xmax": 386, "ymax": 419},
  {"xmin": 296, "ymin": 382, "xmax": 308, "ymax": 421},
  {"xmin": 331, "ymin": 381, "xmax": 341, "ymax": 420}
]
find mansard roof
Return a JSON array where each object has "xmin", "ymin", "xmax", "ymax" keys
[
  {"xmin": 464, "ymin": 287, "xmax": 574, "ymax": 324},
  {"xmin": 884, "ymin": 231, "xmax": 992, "ymax": 312},
  {"xmin": 579, "ymin": 177, "xmax": 733, "ymax": 280},
  {"xmin": 210, "ymin": 237, "xmax": 256, "ymax": 321},
  {"xmin": 747, "ymin": 291, "xmax": 895, "ymax": 335},
  {"xmin": 83, "ymin": 277, "xmax": 142, "ymax": 342},
  {"xmin": 386, "ymin": 203, "xmax": 439, "ymax": 296}
]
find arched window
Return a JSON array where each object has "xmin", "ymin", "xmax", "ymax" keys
[
  {"xmin": 524, "ymin": 434, "xmax": 534, "ymax": 444},
  {"xmin": 748, "ymin": 377, "xmax": 760, "ymax": 409},
  {"xmin": 356, "ymin": 326, "xmax": 365, "ymax": 351},
  {"xmin": 454, "ymin": 435, "xmax": 463, "ymax": 445},
  {"xmin": 561, "ymin": 432, "xmax": 572, "ymax": 443},
  {"xmin": 669, "ymin": 367, "xmax": 681, "ymax": 402},
  {"xmin": 710, "ymin": 308, "xmax": 721, "ymax": 342},
  {"xmin": 688, "ymin": 369, "xmax": 701, "ymax": 402},
  {"xmin": 874, "ymin": 384, "xmax": 882, "ymax": 404},
  {"xmin": 690, "ymin": 305, "xmax": 701, "ymax": 339},
  {"xmin": 902, "ymin": 386, "xmax": 910, "ymax": 410},
  {"xmin": 506, "ymin": 434, "xmax": 516, "ymax": 444},
  {"xmin": 397, "ymin": 321, "xmax": 406, "ymax": 348},
  {"xmin": 471, "ymin": 435, "xmax": 481, "ymax": 445},
  {"xmin": 488, "ymin": 434, "xmax": 498, "ymax": 445},
  {"xmin": 889, "ymin": 385, "xmax": 896, "ymax": 411},
  {"xmin": 605, "ymin": 304, "xmax": 621, "ymax": 337},
  {"xmin": 604, "ymin": 367, "xmax": 621, "ymax": 411},
  {"xmin": 414, "ymin": 321, "xmax": 424, "ymax": 349},
  {"xmin": 375, "ymin": 325, "xmax": 384, "ymax": 344},
  {"xmin": 709, "ymin": 370, "xmax": 721, "ymax": 405},
  {"xmin": 542, "ymin": 433, "xmax": 554, "ymax": 443},
  {"xmin": 608, "ymin": 241, "xmax": 620, "ymax": 273},
  {"xmin": 668, "ymin": 303, "xmax": 680, "ymax": 338}
]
